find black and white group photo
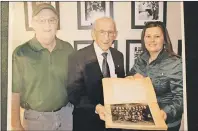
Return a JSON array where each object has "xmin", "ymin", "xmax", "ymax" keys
[{"xmin": 110, "ymin": 103, "xmax": 154, "ymax": 125}]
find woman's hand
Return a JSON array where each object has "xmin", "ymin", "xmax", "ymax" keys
[
  {"xmin": 126, "ymin": 73, "xmax": 144, "ymax": 79},
  {"xmin": 160, "ymin": 110, "xmax": 167, "ymax": 121},
  {"xmin": 134, "ymin": 73, "xmax": 144, "ymax": 79},
  {"xmin": 125, "ymin": 76, "xmax": 134, "ymax": 79}
]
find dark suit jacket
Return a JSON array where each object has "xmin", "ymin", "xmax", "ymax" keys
[{"xmin": 67, "ymin": 44, "xmax": 125, "ymax": 131}]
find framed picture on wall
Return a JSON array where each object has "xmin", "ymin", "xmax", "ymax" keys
[
  {"xmin": 77, "ymin": 1, "xmax": 114, "ymax": 30},
  {"xmin": 24, "ymin": 1, "xmax": 60, "ymax": 31},
  {"xmin": 74, "ymin": 40, "xmax": 118, "ymax": 51},
  {"xmin": 131, "ymin": 1, "xmax": 167, "ymax": 29},
  {"xmin": 178, "ymin": 40, "xmax": 182, "ymax": 57},
  {"xmin": 126, "ymin": 40, "xmax": 143, "ymax": 74}
]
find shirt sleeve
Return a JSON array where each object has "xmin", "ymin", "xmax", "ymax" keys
[
  {"xmin": 162, "ymin": 58, "xmax": 183, "ymax": 120},
  {"xmin": 12, "ymin": 51, "xmax": 23, "ymax": 93}
]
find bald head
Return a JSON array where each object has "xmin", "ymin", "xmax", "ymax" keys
[
  {"xmin": 91, "ymin": 17, "xmax": 117, "ymax": 51},
  {"xmin": 92, "ymin": 17, "xmax": 117, "ymax": 31}
]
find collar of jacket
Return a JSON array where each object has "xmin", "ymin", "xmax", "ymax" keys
[{"xmin": 141, "ymin": 48, "xmax": 170, "ymax": 63}]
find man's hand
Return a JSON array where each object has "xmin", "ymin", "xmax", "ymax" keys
[
  {"xmin": 160, "ymin": 110, "xmax": 167, "ymax": 121},
  {"xmin": 96, "ymin": 104, "xmax": 106, "ymax": 121}
]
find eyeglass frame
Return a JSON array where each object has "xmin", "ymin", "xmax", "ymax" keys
[{"xmin": 33, "ymin": 17, "xmax": 59, "ymax": 25}]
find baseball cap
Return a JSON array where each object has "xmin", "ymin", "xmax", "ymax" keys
[{"xmin": 32, "ymin": 3, "xmax": 58, "ymax": 17}]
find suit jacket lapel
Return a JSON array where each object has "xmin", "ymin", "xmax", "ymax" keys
[
  {"xmin": 110, "ymin": 48, "xmax": 119, "ymax": 68},
  {"xmin": 110, "ymin": 48, "xmax": 122, "ymax": 77},
  {"xmin": 85, "ymin": 44, "xmax": 103, "ymax": 80}
]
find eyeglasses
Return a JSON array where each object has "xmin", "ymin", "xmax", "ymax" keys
[
  {"xmin": 34, "ymin": 18, "xmax": 58, "ymax": 24},
  {"xmin": 95, "ymin": 30, "xmax": 117, "ymax": 37}
]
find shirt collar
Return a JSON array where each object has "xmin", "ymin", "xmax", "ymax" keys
[
  {"xmin": 93, "ymin": 41, "xmax": 110, "ymax": 57},
  {"xmin": 141, "ymin": 49, "xmax": 170, "ymax": 63},
  {"xmin": 29, "ymin": 36, "xmax": 63, "ymax": 52}
]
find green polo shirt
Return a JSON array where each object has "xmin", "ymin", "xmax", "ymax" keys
[{"xmin": 12, "ymin": 37, "xmax": 74, "ymax": 112}]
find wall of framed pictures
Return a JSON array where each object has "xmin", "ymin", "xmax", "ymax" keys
[{"xmin": 9, "ymin": 2, "xmax": 182, "ymax": 72}]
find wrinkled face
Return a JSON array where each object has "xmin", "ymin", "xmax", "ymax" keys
[
  {"xmin": 144, "ymin": 27, "xmax": 164, "ymax": 54},
  {"xmin": 92, "ymin": 18, "xmax": 117, "ymax": 51},
  {"xmin": 32, "ymin": 9, "xmax": 58, "ymax": 43}
]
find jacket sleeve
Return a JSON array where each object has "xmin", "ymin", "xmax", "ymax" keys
[
  {"xmin": 127, "ymin": 56, "xmax": 142, "ymax": 76},
  {"xmin": 162, "ymin": 59, "xmax": 183, "ymax": 120},
  {"xmin": 67, "ymin": 53, "xmax": 95, "ymax": 112}
]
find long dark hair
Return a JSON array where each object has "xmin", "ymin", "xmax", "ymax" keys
[{"xmin": 141, "ymin": 21, "xmax": 177, "ymax": 56}]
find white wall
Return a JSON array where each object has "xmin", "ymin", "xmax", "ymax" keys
[{"xmin": 9, "ymin": 2, "xmax": 182, "ymax": 71}]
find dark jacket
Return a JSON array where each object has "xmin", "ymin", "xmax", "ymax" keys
[
  {"xmin": 128, "ymin": 50, "xmax": 183, "ymax": 128},
  {"xmin": 67, "ymin": 44, "xmax": 125, "ymax": 131}
]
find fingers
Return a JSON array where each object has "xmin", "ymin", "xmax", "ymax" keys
[
  {"xmin": 125, "ymin": 76, "xmax": 135, "ymax": 79},
  {"xmin": 96, "ymin": 104, "xmax": 108, "ymax": 121},
  {"xmin": 160, "ymin": 110, "xmax": 167, "ymax": 120},
  {"xmin": 99, "ymin": 112, "xmax": 105, "ymax": 121},
  {"xmin": 96, "ymin": 104, "xmax": 104, "ymax": 113},
  {"xmin": 134, "ymin": 73, "xmax": 144, "ymax": 79},
  {"xmin": 126, "ymin": 73, "xmax": 144, "ymax": 80}
]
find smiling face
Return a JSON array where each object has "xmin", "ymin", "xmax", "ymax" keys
[
  {"xmin": 92, "ymin": 17, "xmax": 117, "ymax": 51},
  {"xmin": 144, "ymin": 27, "xmax": 164, "ymax": 54},
  {"xmin": 32, "ymin": 9, "xmax": 58, "ymax": 44}
]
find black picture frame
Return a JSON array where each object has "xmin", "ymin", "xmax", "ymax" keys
[
  {"xmin": 178, "ymin": 40, "xmax": 182, "ymax": 57},
  {"xmin": 24, "ymin": 1, "xmax": 60, "ymax": 31},
  {"xmin": 74, "ymin": 40, "xmax": 118, "ymax": 51},
  {"xmin": 131, "ymin": 1, "xmax": 167, "ymax": 29},
  {"xmin": 77, "ymin": 1, "xmax": 114, "ymax": 30},
  {"xmin": 126, "ymin": 40, "xmax": 143, "ymax": 74}
]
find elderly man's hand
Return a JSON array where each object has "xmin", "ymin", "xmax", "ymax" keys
[{"xmin": 96, "ymin": 104, "xmax": 107, "ymax": 121}]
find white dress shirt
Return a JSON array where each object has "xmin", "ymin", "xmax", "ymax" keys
[{"xmin": 93, "ymin": 42, "xmax": 117, "ymax": 78}]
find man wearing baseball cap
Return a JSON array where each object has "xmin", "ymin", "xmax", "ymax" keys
[{"xmin": 11, "ymin": 3, "xmax": 74, "ymax": 130}]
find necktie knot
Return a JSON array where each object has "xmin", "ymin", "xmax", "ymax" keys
[{"xmin": 102, "ymin": 52, "xmax": 108, "ymax": 59}]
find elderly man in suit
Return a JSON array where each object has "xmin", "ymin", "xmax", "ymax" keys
[{"xmin": 67, "ymin": 17, "xmax": 125, "ymax": 131}]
